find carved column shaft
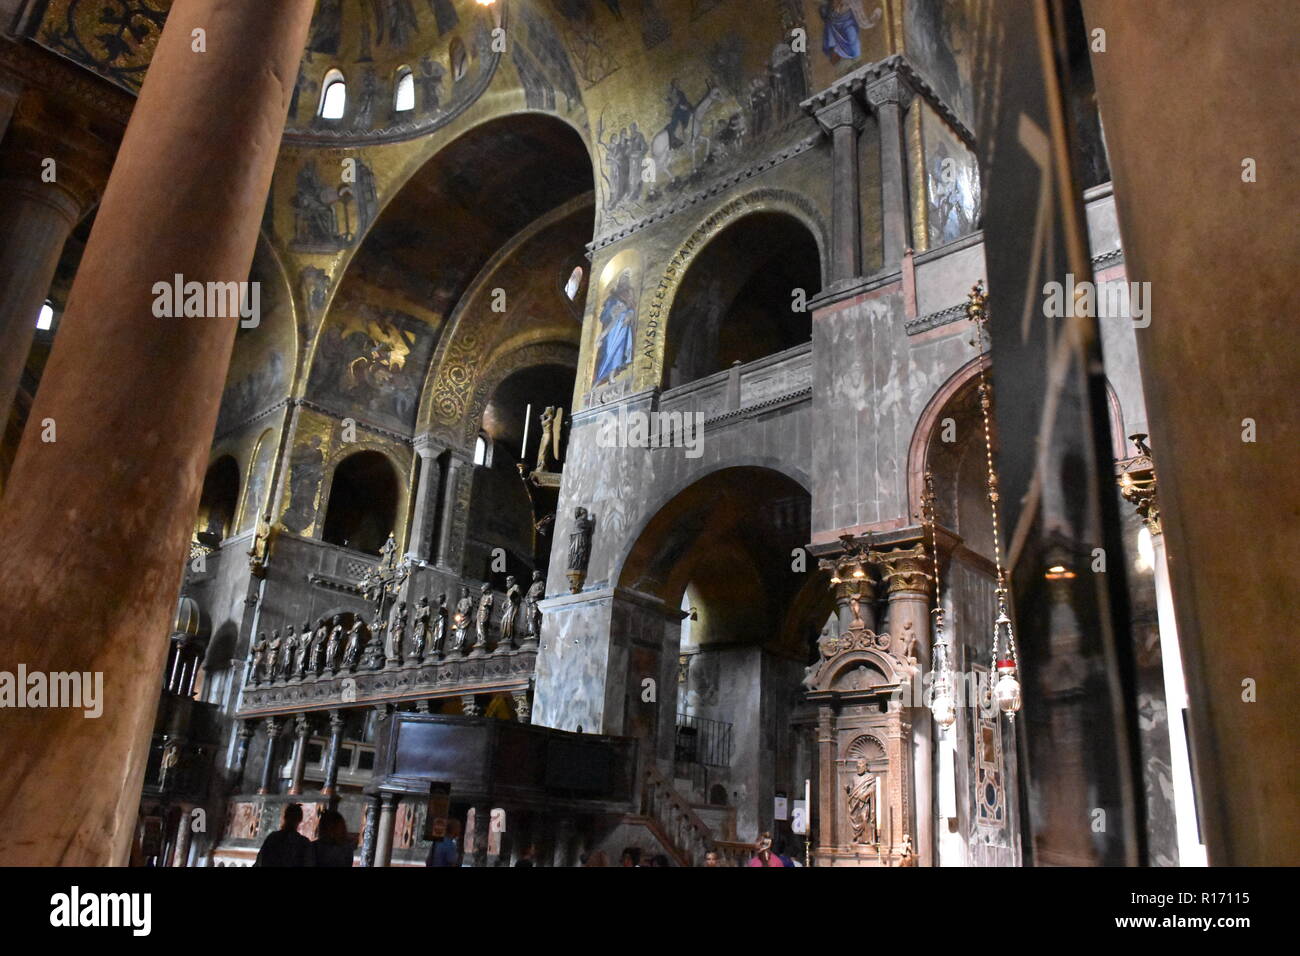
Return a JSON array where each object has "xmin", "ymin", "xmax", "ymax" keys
[
  {"xmin": 287, "ymin": 713, "xmax": 310, "ymax": 796},
  {"xmin": 256, "ymin": 718, "xmax": 281, "ymax": 796},
  {"xmin": 373, "ymin": 792, "xmax": 398, "ymax": 867},
  {"xmin": 320, "ymin": 710, "xmax": 345, "ymax": 797}
]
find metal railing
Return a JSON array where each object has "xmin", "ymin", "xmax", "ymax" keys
[{"xmin": 675, "ymin": 713, "xmax": 733, "ymax": 768}]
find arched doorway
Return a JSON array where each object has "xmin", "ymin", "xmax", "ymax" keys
[
  {"xmin": 664, "ymin": 211, "xmax": 822, "ymax": 389},
  {"xmin": 322, "ymin": 451, "xmax": 399, "ymax": 555},
  {"xmin": 617, "ymin": 465, "xmax": 829, "ymax": 844}
]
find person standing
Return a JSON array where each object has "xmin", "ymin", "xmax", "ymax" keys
[
  {"xmin": 426, "ymin": 819, "xmax": 462, "ymax": 867},
  {"xmin": 312, "ymin": 809, "xmax": 354, "ymax": 867},
  {"xmin": 255, "ymin": 803, "xmax": 314, "ymax": 867}
]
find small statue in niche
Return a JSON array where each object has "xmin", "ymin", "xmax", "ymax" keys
[
  {"xmin": 324, "ymin": 615, "xmax": 344, "ymax": 673},
  {"xmin": 844, "ymin": 758, "xmax": 878, "ymax": 845},
  {"xmin": 452, "ymin": 588, "xmax": 473, "ymax": 654},
  {"xmin": 342, "ymin": 618, "xmax": 366, "ymax": 672},
  {"xmin": 566, "ymin": 506, "xmax": 595, "ymax": 593},
  {"xmin": 900, "ymin": 621, "xmax": 919, "ymax": 676},
  {"xmin": 280, "ymin": 626, "xmax": 298, "ymax": 679},
  {"xmin": 298, "ymin": 620, "xmax": 314, "ymax": 679},
  {"xmin": 523, "ymin": 571, "xmax": 545, "ymax": 642},
  {"xmin": 267, "ymin": 629, "xmax": 284, "ymax": 682},
  {"xmin": 410, "ymin": 596, "xmax": 431, "ymax": 661},
  {"xmin": 430, "ymin": 594, "xmax": 448, "ymax": 657},
  {"xmin": 472, "ymin": 583, "xmax": 493, "ymax": 653},
  {"xmin": 498, "ymin": 577, "xmax": 520, "ymax": 649},
  {"xmin": 387, "ymin": 601, "xmax": 408, "ymax": 665},
  {"xmin": 800, "ymin": 661, "xmax": 819, "ymax": 692},
  {"xmin": 249, "ymin": 632, "xmax": 269, "ymax": 684}
]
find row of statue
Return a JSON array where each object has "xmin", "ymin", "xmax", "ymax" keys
[{"xmin": 246, "ymin": 571, "xmax": 547, "ymax": 685}]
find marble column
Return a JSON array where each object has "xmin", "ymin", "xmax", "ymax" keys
[
  {"xmin": 360, "ymin": 795, "xmax": 380, "ymax": 867},
  {"xmin": 814, "ymin": 95, "xmax": 866, "ymax": 285},
  {"xmin": 320, "ymin": 710, "xmax": 345, "ymax": 799},
  {"xmin": 373, "ymin": 792, "xmax": 398, "ymax": 867},
  {"xmin": 171, "ymin": 810, "xmax": 192, "ymax": 868},
  {"xmin": 0, "ymin": 0, "xmax": 316, "ymax": 866},
  {"xmin": 406, "ymin": 437, "xmax": 441, "ymax": 561},
  {"xmin": 230, "ymin": 721, "xmax": 256, "ymax": 794},
  {"xmin": 287, "ymin": 714, "xmax": 311, "ymax": 796},
  {"xmin": 0, "ymin": 91, "xmax": 110, "ymax": 423},
  {"xmin": 435, "ymin": 452, "xmax": 468, "ymax": 571},
  {"xmin": 877, "ymin": 545, "xmax": 933, "ymax": 866},
  {"xmin": 864, "ymin": 73, "xmax": 914, "ymax": 268},
  {"xmin": 816, "ymin": 706, "xmax": 835, "ymax": 858},
  {"xmin": 256, "ymin": 718, "xmax": 282, "ymax": 796}
]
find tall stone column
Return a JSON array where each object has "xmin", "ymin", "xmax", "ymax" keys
[
  {"xmin": 256, "ymin": 717, "xmax": 282, "ymax": 796},
  {"xmin": 0, "ymin": 91, "xmax": 111, "ymax": 422},
  {"xmin": 435, "ymin": 451, "xmax": 468, "ymax": 570},
  {"xmin": 287, "ymin": 713, "xmax": 311, "ymax": 796},
  {"xmin": 864, "ymin": 73, "xmax": 914, "ymax": 268},
  {"xmin": 320, "ymin": 710, "xmax": 345, "ymax": 799},
  {"xmin": 813, "ymin": 95, "xmax": 866, "ymax": 285},
  {"xmin": 0, "ymin": 0, "xmax": 317, "ymax": 866},
  {"xmin": 405, "ymin": 437, "xmax": 441, "ymax": 561},
  {"xmin": 373, "ymin": 792, "xmax": 398, "ymax": 867},
  {"xmin": 877, "ymin": 544, "xmax": 933, "ymax": 866}
]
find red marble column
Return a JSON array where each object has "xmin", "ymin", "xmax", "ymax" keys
[{"xmin": 0, "ymin": 0, "xmax": 316, "ymax": 865}]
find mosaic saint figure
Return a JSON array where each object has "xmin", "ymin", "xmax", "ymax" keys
[
  {"xmin": 592, "ymin": 271, "xmax": 636, "ymax": 385},
  {"xmin": 819, "ymin": 0, "xmax": 882, "ymax": 64}
]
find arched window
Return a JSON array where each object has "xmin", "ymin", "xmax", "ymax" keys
[
  {"xmin": 393, "ymin": 66, "xmax": 415, "ymax": 112},
  {"xmin": 319, "ymin": 69, "xmax": 347, "ymax": 120},
  {"xmin": 322, "ymin": 451, "xmax": 399, "ymax": 555},
  {"xmin": 473, "ymin": 434, "xmax": 490, "ymax": 466},
  {"xmin": 564, "ymin": 265, "xmax": 584, "ymax": 301},
  {"xmin": 36, "ymin": 301, "xmax": 54, "ymax": 330}
]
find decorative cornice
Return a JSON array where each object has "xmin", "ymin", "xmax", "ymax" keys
[
  {"xmin": 904, "ymin": 302, "xmax": 967, "ymax": 336},
  {"xmin": 586, "ymin": 132, "xmax": 822, "ymax": 253},
  {"xmin": 0, "ymin": 37, "xmax": 133, "ymax": 128}
]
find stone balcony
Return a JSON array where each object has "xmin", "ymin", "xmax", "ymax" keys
[{"xmin": 236, "ymin": 644, "xmax": 537, "ymax": 718}]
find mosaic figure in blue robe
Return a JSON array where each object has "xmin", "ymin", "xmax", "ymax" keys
[
  {"xmin": 820, "ymin": 1, "xmax": 882, "ymax": 64},
  {"xmin": 593, "ymin": 270, "xmax": 637, "ymax": 386}
]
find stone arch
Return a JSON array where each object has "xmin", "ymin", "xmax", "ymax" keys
[
  {"xmin": 905, "ymin": 355, "xmax": 989, "ymax": 524},
  {"xmin": 637, "ymin": 187, "xmax": 829, "ymax": 390},
  {"xmin": 319, "ymin": 447, "xmax": 407, "ymax": 554}
]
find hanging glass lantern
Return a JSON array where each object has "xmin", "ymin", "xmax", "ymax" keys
[
  {"xmin": 990, "ymin": 593, "xmax": 1022, "ymax": 718},
  {"xmin": 930, "ymin": 614, "xmax": 958, "ymax": 729}
]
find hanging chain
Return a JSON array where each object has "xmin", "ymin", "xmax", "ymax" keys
[
  {"xmin": 922, "ymin": 471, "xmax": 944, "ymax": 629},
  {"xmin": 966, "ymin": 283, "xmax": 1020, "ymax": 694}
]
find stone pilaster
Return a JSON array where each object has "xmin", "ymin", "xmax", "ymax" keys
[
  {"xmin": 813, "ymin": 95, "xmax": 867, "ymax": 285},
  {"xmin": 864, "ymin": 72, "xmax": 915, "ymax": 268},
  {"xmin": 406, "ymin": 437, "xmax": 441, "ymax": 562}
]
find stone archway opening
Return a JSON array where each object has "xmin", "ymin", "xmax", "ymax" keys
[{"xmin": 664, "ymin": 211, "xmax": 822, "ymax": 389}]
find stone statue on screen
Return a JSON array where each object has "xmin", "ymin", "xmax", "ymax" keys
[
  {"xmin": 536, "ymin": 406, "xmax": 563, "ymax": 473},
  {"xmin": 298, "ymin": 620, "xmax": 313, "ymax": 679},
  {"xmin": 280, "ymin": 625, "xmax": 298, "ymax": 678},
  {"xmin": 342, "ymin": 618, "xmax": 365, "ymax": 671},
  {"xmin": 325, "ymin": 615, "xmax": 344, "ymax": 672},
  {"xmin": 430, "ymin": 593, "xmax": 448, "ymax": 657},
  {"xmin": 567, "ymin": 506, "xmax": 594, "ymax": 592},
  {"xmin": 250, "ymin": 632, "xmax": 269, "ymax": 684},
  {"xmin": 524, "ymin": 571, "xmax": 545, "ymax": 640},
  {"xmin": 411, "ymin": 596, "xmax": 431, "ymax": 661},
  {"xmin": 474, "ymin": 583, "xmax": 493, "ymax": 651},
  {"xmin": 452, "ymin": 588, "xmax": 473, "ymax": 654},
  {"xmin": 267, "ymin": 629, "xmax": 283, "ymax": 681},
  {"xmin": 499, "ymin": 576, "xmax": 520, "ymax": 647}
]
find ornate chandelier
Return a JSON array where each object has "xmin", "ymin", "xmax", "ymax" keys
[{"xmin": 967, "ymin": 283, "xmax": 1022, "ymax": 720}]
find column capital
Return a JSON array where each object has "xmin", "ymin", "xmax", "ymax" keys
[
  {"xmin": 412, "ymin": 433, "xmax": 441, "ymax": 456},
  {"xmin": 864, "ymin": 72, "xmax": 915, "ymax": 113},
  {"xmin": 0, "ymin": 89, "xmax": 116, "ymax": 223},
  {"xmin": 814, "ymin": 93, "xmax": 867, "ymax": 135},
  {"xmin": 295, "ymin": 713, "xmax": 311, "ymax": 737},
  {"xmin": 868, "ymin": 543, "xmax": 933, "ymax": 596}
]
